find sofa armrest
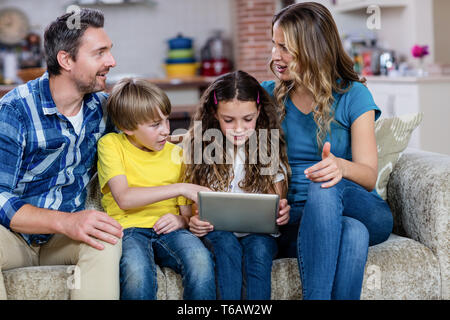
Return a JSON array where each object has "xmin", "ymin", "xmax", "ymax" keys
[{"xmin": 387, "ymin": 149, "xmax": 450, "ymax": 299}]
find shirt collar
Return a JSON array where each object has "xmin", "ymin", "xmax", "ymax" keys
[{"xmin": 39, "ymin": 71, "xmax": 98, "ymax": 116}]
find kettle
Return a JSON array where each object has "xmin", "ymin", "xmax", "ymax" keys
[{"xmin": 200, "ymin": 31, "xmax": 232, "ymax": 76}]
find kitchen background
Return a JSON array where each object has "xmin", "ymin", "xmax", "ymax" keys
[{"xmin": 0, "ymin": 0, "xmax": 449, "ymax": 154}]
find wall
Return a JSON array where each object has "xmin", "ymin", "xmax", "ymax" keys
[
  {"xmin": 433, "ymin": 0, "xmax": 450, "ymax": 65},
  {"xmin": 0, "ymin": 0, "xmax": 234, "ymax": 78},
  {"xmin": 234, "ymin": 0, "xmax": 277, "ymax": 82}
]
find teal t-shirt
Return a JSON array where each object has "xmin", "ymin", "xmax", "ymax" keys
[{"xmin": 261, "ymin": 80, "xmax": 381, "ymax": 203}]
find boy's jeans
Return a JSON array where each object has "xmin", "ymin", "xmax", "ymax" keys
[
  {"xmin": 278, "ymin": 179, "xmax": 393, "ymax": 300},
  {"xmin": 120, "ymin": 227, "xmax": 216, "ymax": 300},
  {"xmin": 203, "ymin": 231, "xmax": 277, "ymax": 300}
]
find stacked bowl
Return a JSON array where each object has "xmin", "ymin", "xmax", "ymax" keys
[{"xmin": 165, "ymin": 34, "xmax": 199, "ymax": 77}]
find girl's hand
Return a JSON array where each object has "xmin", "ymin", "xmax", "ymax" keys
[
  {"xmin": 189, "ymin": 213, "xmax": 214, "ymax": 237},
  {"xmin": 180, "ymin": 184, "xmax": 212, "ymax": 203},
  {"xmin": 304, "ymin": 142, "xmax": 344, "ymax": 188},
  {"xmin": 153, "ymin": 213, "xmax": 187, "ymax": 235},
  {"xmin": 276, "ymin": 198, "xmax": 290, "ymax": 226}
]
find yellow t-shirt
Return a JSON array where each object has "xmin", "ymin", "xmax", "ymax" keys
[{"xmin": 97, "ymin": 132, "xmax": 191, "ymax": 229}]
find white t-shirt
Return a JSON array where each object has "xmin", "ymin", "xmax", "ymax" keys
[
  {"xmin": 66, "ymin": 103, "xmax": 84, "ymax": 136},
  {"xmin": 230, "ymin": 147, "xmax": 285, "ymax": 238}
]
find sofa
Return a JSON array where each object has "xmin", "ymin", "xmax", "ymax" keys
[{"xmin": 2, "ymin": 149, "xmax": 449, "ymax": 300}]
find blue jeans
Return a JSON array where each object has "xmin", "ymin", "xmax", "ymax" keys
[
  {"xmin": 120, "ymin": 227, "xmax": 216, "ymax": 300},
  {"xmin": 278, "ymin": 179, "xmax": 393, "ymax": 300},
  {"xmin": 202, "ymin": 231, "xmax": 278, "ymax": 300}
]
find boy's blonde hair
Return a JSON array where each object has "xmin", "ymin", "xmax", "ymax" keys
[{"xmin": 106, "ymin": 77, "xmax": 171, "ymax": 131}]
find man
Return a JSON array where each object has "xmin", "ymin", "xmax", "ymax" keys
[{"xmin": 0, "ymin": 8, "xmax": 122, "ymax": 299}]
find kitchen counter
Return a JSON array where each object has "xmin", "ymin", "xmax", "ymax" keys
[{"xmin": 366, "ymin": 75, "xmax": 450, "ymax": 84}]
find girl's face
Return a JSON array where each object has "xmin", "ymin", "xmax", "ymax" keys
[
  {"xmin": 215, "ymin": 99, "xmax": 260, "ymax": 147},
  {"xmin": 123, "ymin": 109, "xmax": 170, "ymax": 152},
  {"xmin": 271, "ymin": 23, "xmax": 295, "ymax": 81}
]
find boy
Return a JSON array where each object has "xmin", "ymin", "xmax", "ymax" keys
[{"xmin": 97, "ymin": 78, "xmax": 215, "ymax": 300}]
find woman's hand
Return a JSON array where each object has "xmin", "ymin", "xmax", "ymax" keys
[
  {"xmin": 276, "ymin": 198, "xmax": 290, "ymax": 226},
  {"xmin": 153, "ymin": 213, "xmax": 187, "ymax": 235},
  {"xmin": 189, "ymin": 213, "xmax": 214, "ymax": 237},
  {"xmin": 304, "ymin": 142, "xmax": 344, "ymax": 188}
]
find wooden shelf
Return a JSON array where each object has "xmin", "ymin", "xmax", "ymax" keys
[{"xmin": 333, "ymin": 0, "xmax": 407, "ymax": 13}]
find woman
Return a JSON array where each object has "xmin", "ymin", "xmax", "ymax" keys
[{"xmin": 260, "ymin": 2, "xmax": 393, "ymax": 300}]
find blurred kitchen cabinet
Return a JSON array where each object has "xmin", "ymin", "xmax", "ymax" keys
[{"xmin": 366, "ymin": 76, "xmax": 450, "ymax": 155}]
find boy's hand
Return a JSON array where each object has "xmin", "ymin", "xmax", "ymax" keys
[
  {"xmin": 189, "ymin": 213, "xmax": 214, "ymax": 237},
  {"xmin": 276, "ymin": 199, "xmax": 290, "ymax": 226},
  {"xmin": 153, "ymin": 213, "xmax": 186, "ymax": 234},
  {"xmin": 180, "ymin": 183, "xmax": 212, "ymax": 203}
]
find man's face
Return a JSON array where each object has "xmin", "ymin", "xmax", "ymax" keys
[{"xmin": 70, "ymin": 27, "xmax": 116, "ymax": 93}]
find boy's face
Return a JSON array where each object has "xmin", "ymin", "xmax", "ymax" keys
[
  {"xmin": 70, "ymin": 27, "xmax": 116, "ymax": 93},
  {"xmin": 215, "ymin": 99, "xmax": 259, "ymax": 147},
  {"xmin": 124, "ymin": 111, "xmax": 170, "ymax": 152}
]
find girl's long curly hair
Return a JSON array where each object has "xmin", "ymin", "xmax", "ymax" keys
[
  {"xmin": 270, "ymin": 2, "xmax": 365, "ymax": 151},
  {"xmin": 183, "ymin": 70, "xmax": 290, "ymax": 194}
]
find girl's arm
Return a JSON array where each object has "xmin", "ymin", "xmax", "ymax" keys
[
  {"xmin": 107, "ymin": 175, "xmax": 210, "ymax": 210},
  {"xmin": 273, "ymin": 181, "xmax": 290, "ymax": 226},
  {"xmin": 305, "ymin": 110, "xmax": 378, "ymax": 191}
]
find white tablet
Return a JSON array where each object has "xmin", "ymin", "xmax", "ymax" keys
[{"xmin": 198, "ymin": 191, "xmax": 279, "ymax": 234}]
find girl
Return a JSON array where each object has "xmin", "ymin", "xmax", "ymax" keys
[
  {"xmin": 262, "ymin": 2, "xmax": 393, "ymax": 299},
  {"xmin": 185, "ymin": 70, "xmax": 291, "ymax": 300}
]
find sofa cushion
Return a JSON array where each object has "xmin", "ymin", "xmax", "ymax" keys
[
  {"xmin": 141, "ymin": 234, "xmax": 441, "ymax": 300},
  {"xmin": 374, "ymin": 113, "xmax": 423, "ymax": 200},
  {"xmin": 3, "ymin": 264, "xmax": 168, "ymax": 300}
]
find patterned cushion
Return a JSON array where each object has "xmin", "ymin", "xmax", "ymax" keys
[{"xmin": 374, "ymin": 113, "xmax": 423, "ymax": 200}]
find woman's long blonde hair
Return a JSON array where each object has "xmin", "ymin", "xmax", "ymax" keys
[{"xmin": 270, "ymin": 2, "xmax": 364, "ymax": 151}]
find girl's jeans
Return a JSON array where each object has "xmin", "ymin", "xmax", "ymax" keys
[
  {"xmin": 120, "ymin": 227, "xmax": 216, "ymax": 300},
  {"xmin": 202, "ymin": 231, "xmax": 277, "ymax": 300},
  {"xmin": 278, "ymin": 179, "xmax": 393, "ymax": 300}
]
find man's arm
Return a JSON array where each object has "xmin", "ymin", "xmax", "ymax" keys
[
  {"xmin": 0, "ymin": 102, "xmax": 122, "ymax": 250},
  {"xmin": 10, "ymin": 204, "xmax": 123, "ymax": 250}
]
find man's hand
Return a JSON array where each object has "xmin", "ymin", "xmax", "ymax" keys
[{"xmin": 61, "ymin": 210, "xmax": 123, "ymax": 250}]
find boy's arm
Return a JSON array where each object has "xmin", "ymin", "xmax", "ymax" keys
[{"xmin": 107, "ymin": 175, "xmax": 204, "ymax": 210}]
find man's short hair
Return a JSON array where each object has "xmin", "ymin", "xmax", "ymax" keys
[
  {"xmin": 106, "ymin": 78, "xmax": 172, "ymax": 132},
  {"xmin": 44, "ymin": 8, "xmax": 104, "ymax": 76}
]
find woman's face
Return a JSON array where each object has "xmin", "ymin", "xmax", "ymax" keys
[{"xmin": 271, "ymin": 23, "xmax": 295, "ymax": 81}]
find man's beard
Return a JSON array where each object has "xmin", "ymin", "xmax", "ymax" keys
[{"xmin": 75, "ymin": 72, "xmax": 107, "ymax": 94}]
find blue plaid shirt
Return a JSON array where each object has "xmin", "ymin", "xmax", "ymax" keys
[{"xmin": 0, "ymin": 72, "xmax": 113, "ymax": 245}]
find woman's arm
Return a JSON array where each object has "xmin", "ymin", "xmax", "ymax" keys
[
  {"xmin": 304, "ymin": 110, "xmax": 378, "ymax": 191},
  {"xmin": 107, "ymin": 175, "xmax": 210, "ymax": 210}
]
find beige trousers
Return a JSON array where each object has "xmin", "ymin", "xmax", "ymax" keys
[{"xmin": 0, "ymin": 225, "xmax": 122, "ymax": 300}]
